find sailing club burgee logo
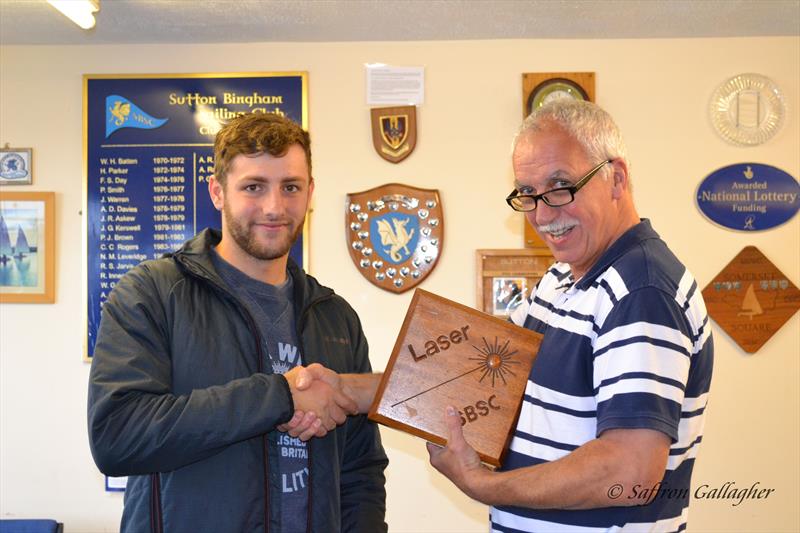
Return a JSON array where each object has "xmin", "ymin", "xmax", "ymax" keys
[
  {"xmin": 346, "ymin": 183, "xmax": 443, "ymax": 293},
  {"xmin": 105, "ymin": 95, "xmax": 169, "ymax": 138}
]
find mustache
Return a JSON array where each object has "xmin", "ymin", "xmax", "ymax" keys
[{"xmin": 537, "ymin": 218, "xmax": 579, "ymax": 234}]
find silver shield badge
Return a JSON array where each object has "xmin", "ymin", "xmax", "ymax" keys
[{"xmin": 345, "ymin": 183, "xmax": 443, "ymax": 294}]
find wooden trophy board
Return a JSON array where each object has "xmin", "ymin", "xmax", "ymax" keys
[
  {"xmin": 521, "ymin": 72, "xmax": 595, "ymax": 249},
  {"xmin": 368, "ymin": 289, "xmax": 542, "ymax": 467},
  {"xmin": 702, "ymin": 246, "xmax": 800, "ymax": 353}
]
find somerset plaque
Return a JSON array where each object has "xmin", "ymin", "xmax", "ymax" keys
[
  {"xmin": 368, "ymin": 289, "xmax": 541, "ymax": 467},
  {"xmin": 702, "ymin": 246, "xmax": 800, "ymax": 353}
]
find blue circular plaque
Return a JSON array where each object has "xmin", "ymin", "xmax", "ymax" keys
[{"xmin": 696, "ymin": 163, "xmax": 799, "ymax": 231}]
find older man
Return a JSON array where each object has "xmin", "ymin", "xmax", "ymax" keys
[{"xmin": 427, "ymin": 100, "xmax": 714, "ymax": 531}]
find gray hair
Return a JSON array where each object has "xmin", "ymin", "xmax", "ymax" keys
[{"xmin": 513, "ymin": 99, "xmax": 630, "ymax": 180}]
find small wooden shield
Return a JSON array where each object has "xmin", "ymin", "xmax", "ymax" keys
[
  {"xmin": 346, "ymin": 183, "xmax": 443, "ymax": 293},
  {"xmin": 371, "ymin": 106, "xmax": 417, "ymax": 163}
]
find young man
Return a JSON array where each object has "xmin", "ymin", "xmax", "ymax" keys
[{"xmin": 88, "ymin": 113, "xmax": 388, "ymax": 533}]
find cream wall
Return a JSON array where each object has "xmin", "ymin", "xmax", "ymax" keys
[{"xmin": 0, "ymin": 37, "xmax": 797, "ymax": 533}]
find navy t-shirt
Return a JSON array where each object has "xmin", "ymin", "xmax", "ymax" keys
[{"xmin": 212, "ymin": 250, "xmax": 309, "ymax": 533}]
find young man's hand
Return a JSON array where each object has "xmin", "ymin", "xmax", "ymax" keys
[
  {"xmin": 279, "ymin": 364, "xmax": 382, "ymax": 440},
  {"xmin": 281, "ymin": 364, "xmax": 359, "ymax": 440}
]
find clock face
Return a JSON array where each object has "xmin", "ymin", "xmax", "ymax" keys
[
  {"xmin": 527, "ymin": 78, "xmax": 589, "ymax": 114},
  {"xmin": 368, "ymin": 290, "xmax": 542, "ymax": 466}
]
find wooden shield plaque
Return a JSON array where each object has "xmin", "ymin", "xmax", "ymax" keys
[
  {"xmin": 371, "ymin": 105, "xmax": 417, "ymax": 163},
  {"xmin": 702, "ymin": 246, "xmax": 800, "ymax": 353},
  {"xmin": 368, "ymin": 289, "xmax": 542, "ymax": 467},
  {"xmin": 346, "ymin": 183, "xmax": 442, "ymax": 294}
]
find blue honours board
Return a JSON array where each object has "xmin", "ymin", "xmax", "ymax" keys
[
  {"xmin": 84, "ymin": 73, "xmax": 308, "ymax": 358},
  {"xmin": 696, "ymin": 163, "xmax": 799, "ymax": 231}
]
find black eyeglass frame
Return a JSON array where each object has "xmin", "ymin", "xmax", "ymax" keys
[{"xmin": 506, "ymin": 159, "xmax": 612, "ymax": 212}]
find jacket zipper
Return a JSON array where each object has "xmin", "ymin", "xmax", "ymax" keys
[
  {"xmin": 239, "ymin": 304, "xmax": 270, "ymax": 533},
  {"xmin": 188, "ymin": 266, "xmax": 272, "ymax": 533},
  {"xmin": 150, "ymin": 472, "xmax": 163, "ymax": 533},
  {"xmin": 295, "ymin": 293, "xmax": 333, "ymax": 533}
]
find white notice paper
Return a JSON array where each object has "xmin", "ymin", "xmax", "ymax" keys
[
  {"xmin": 366, "ymin": 65, "xmax": 425, "ymax": 105},
  {"xmin": 106, "ymin": 475, "xmax": 128, "ymax": 492}
]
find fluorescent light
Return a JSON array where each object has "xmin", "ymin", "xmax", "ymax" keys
[{"xmin": 47, "ymin": 0, "xmax": 100, "ymax": 30}]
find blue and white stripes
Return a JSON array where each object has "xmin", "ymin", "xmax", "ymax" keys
[{"xmin": 492, "ymin": 221, "xmax": 713, "ymax": 532}]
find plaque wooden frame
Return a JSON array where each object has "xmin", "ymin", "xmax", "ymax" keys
[
  {"xmin": 701, "ymin": 246, "xmax": 800, "ymax": 353},
  {"xmin": 476, "ymin": 249, "xmax": 554, "ymax": 317},
  {"xmin": 368, "ymin": 289, "xmax": 542, "ymax": 467}
]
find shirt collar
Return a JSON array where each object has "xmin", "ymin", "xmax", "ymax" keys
[{"xmin": 573, "ymin": 218, "xmax": 660, "ymax": 290}]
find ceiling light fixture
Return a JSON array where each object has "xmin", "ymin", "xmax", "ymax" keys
[{"xmin": 47, "ymin": 0, "xmax": 100, "ymax": 30}]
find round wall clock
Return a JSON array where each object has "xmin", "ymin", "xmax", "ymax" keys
[
  {"xmin": 709, "ymin": 73, "xmax": 786, "ymax": 146},
  {"xmin": 526, "ymin": 77, "xmax": 589, "ymax": 114}
]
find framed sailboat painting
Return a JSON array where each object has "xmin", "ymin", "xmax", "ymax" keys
[{"xmin": 0, "ymin": 191, "xmax": 55, "ymax": 303}]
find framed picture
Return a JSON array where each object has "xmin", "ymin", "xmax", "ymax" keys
[
  {"xmin": 476, "ymin": 249, "xmax": 554, "ymax": 316},
  {"xmin": 0, "ymin": 191, "xmax": 55, "ymax": 303},
  {"xmin": 0, "ymin": 147, "xmax": 33, "ymax": 185}
]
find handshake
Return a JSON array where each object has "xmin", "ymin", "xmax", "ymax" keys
[{"xmin": 280, "ymin": 364, "xmax": 379, "ymax": 441}]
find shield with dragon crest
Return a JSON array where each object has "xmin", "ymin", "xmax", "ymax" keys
[
  {"xmin": 346, "ymin": 183, "xmax": 443, "ymax": 294},
  {"xmin": 370, "ymin": 106, "xmax": 417, "ymax": 163}
]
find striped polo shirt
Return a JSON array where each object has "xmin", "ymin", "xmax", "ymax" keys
[{"xmin": 491, "ymin": 220, "xmax": 713, "ymax": 532}]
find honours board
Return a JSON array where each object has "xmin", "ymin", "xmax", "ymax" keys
[{"xmin": 84, "ymin": 73, "xmax": 307, "ymax": 358}]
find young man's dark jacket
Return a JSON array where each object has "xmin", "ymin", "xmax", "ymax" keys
[{"xmin": 88, "ymin": 229, "xmax": 388, "ymax": 533}]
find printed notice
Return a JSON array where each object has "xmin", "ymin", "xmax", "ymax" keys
[{"xmin": 366, "ymin": 65, "xmax": 425, "ymax": 105}]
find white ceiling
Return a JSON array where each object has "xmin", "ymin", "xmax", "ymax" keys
[{"xmin": 0, "ymin": 0, "xmax": 798, "ymax": 45}]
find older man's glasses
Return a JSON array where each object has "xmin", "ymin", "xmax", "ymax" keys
[{"xmin": 506, "ymin": 160, "xmax": 612, "ymax": 212}]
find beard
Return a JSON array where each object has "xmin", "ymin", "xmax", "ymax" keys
[{"xmin": 223, "ymin": 206, "xmax": 305, "ymax": 261}]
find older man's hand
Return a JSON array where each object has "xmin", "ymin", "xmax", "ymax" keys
[{"xmin": 426, "ymin": 405, "xmax": 491, "ymax": 500}]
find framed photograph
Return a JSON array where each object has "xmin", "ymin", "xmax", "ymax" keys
[
  {"xmin": 476, "ymin": 249, "xmax": 554, "ymax": 316},
  {"xmin": 0, "ymin": 147, "xmax": 33, "ymax": 185},
  {"xmin": 0, "ymin": 191, "xmax": 55, "ymax": 303}
]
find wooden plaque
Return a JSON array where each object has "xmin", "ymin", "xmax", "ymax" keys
[
  {"xmin": 345, "ymin": 183, "xmax": 443, "ymax": 293},
  {"xmin": 370, "ymin": 105, "xmax": 417, "ymax": 163},
  {"xmin": 368, "ymin": 289, "xmax": 542, "ymax": 467},
  {"xmin": 702, "ymin": 246, "xmax": 800, "ymax": 353},
  {"xmin": 522, "ymin": 72, "xmax": 596, "ymax": 118},
  {"xmin": 476, "ymin": 249, "xmax": 554, "ymax": 317},
  {"xmin": 521, "ymin": 72, "xmax": 595, "ymax": 249}
]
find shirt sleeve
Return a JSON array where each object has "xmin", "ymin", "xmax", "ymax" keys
[{"xmin": 592, "ymin": 286, "xmax": 694, "ymax": 442}]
